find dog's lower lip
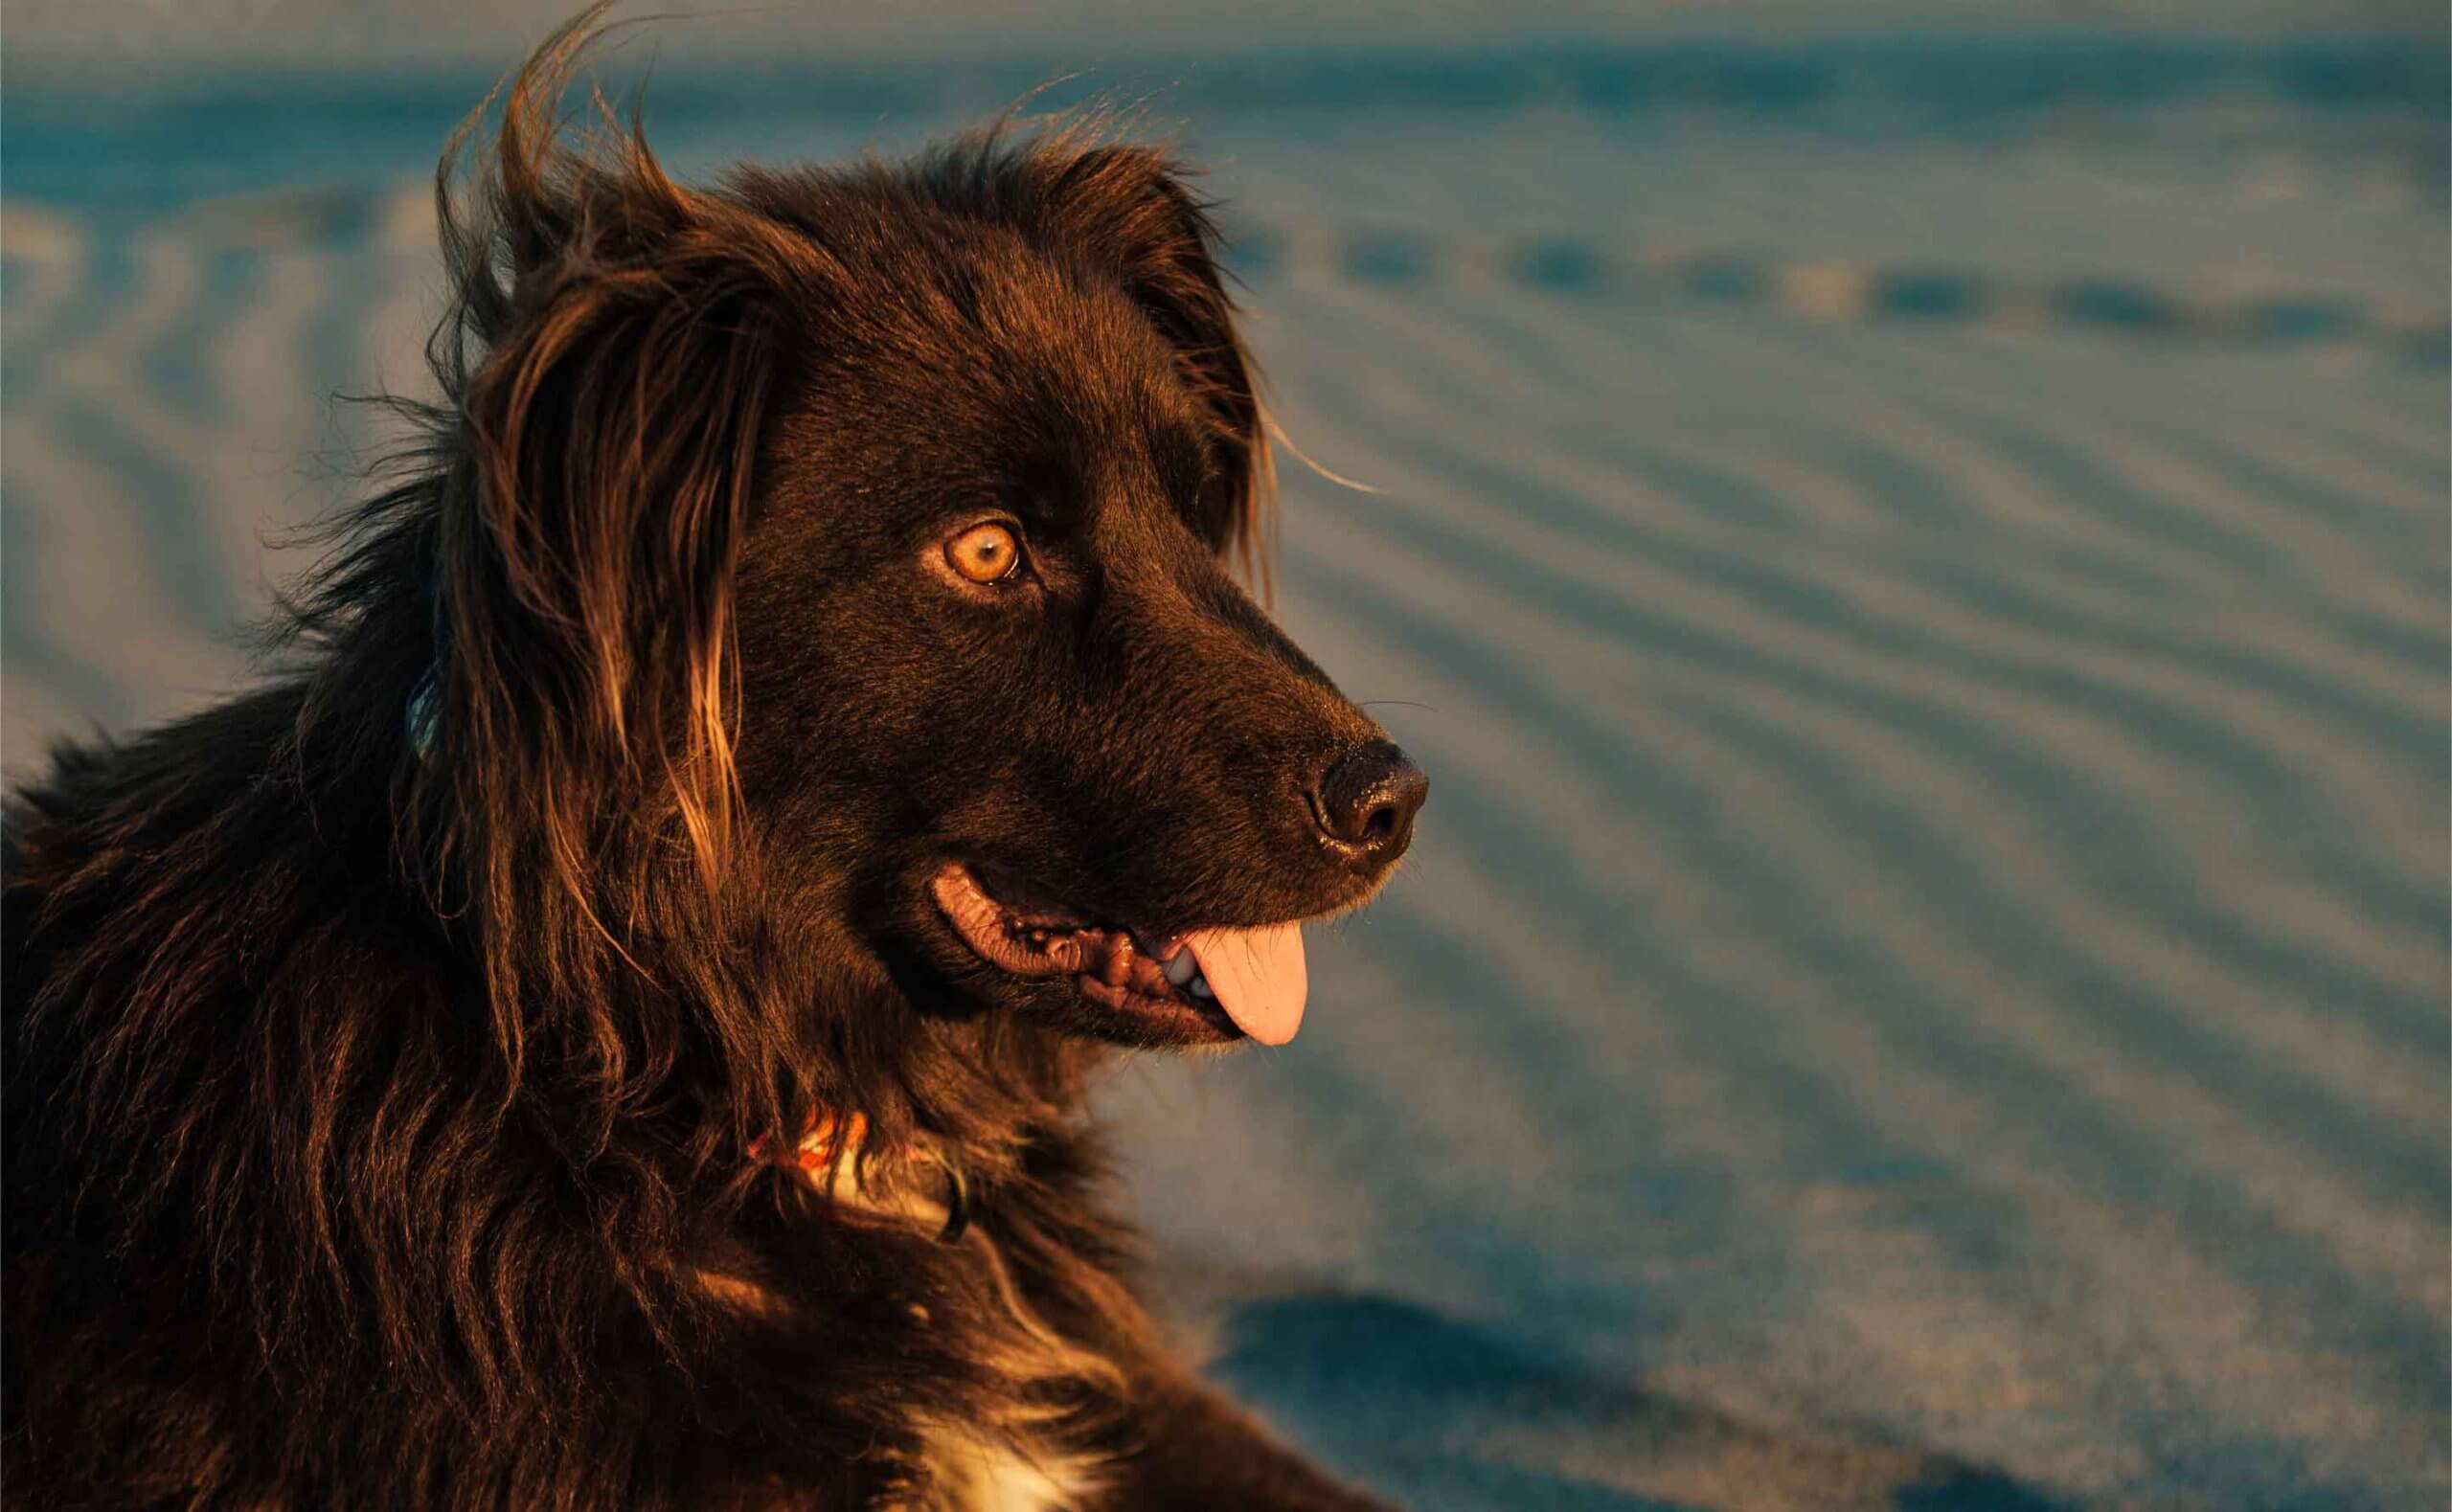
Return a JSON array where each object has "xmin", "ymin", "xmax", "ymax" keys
[{"xmin": 928, "ymin": 864, "xmax": 1240, "ymax": 1038}]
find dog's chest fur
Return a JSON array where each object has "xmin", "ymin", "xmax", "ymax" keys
[
  {"xmin": 773, "ymin": 1125, "xmax": 1111, "ymax": 1512},
  {"xmin": 917, "ymin": 1435, "xmax": 1096, "ymax": 1512}
]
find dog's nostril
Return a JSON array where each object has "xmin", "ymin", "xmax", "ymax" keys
[{"xmin": 1311, "ymin": 739, "xmax": 1430, "ymax": 863}]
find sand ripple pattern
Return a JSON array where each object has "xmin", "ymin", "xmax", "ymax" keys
[{"xmin": 4, "ymin": 141, "xmax": 2446, "ymax": 1509}]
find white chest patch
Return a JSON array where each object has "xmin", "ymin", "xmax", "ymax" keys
[{"xmin": 924, "ymin": 1433, "xmax": 1098, "ymax": 1512}]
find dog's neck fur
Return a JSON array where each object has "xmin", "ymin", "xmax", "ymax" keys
[{"xmin": 706, "ymin": 1116, "xmax": 1108, "ymax": 1512}]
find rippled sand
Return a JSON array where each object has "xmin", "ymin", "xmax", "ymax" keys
[{"xmin": 5, "ymin": 57, "xmax": 2446, "ymax": 1508}]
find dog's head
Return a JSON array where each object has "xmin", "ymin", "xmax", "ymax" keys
[
  {"xmin": 405, "ymin": 27, "xmax": 1422, "ymax": 1059},
  {"xmin": 723, "ymin": 145, "xmax": 1431, "ymax": 1050}
]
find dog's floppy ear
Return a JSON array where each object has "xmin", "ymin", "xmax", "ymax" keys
[
  {"xmin": 422, "ymin": 21, "xmax": 808, "ymax": 944},
  {"xmin": 1029, "ymin": 144, "xmax": 1275, "ymax": 580}
]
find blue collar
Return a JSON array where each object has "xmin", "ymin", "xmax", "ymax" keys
[{"xmin": 405, "ymin": 676, "xmax": 440, "ymax": 764}]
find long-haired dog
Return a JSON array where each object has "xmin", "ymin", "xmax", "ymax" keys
[{"xmin": 1, "ymin": 14, "xmax": 1427, "ymax": 1510}]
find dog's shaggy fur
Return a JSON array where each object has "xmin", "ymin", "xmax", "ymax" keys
[{"xmin": 1, "ymin": 15, "xmax": 1422, "ymax": 1510}]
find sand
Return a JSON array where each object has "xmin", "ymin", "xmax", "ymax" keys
[{"xmin": 4, "ymin": 37, "xmax": 2446, "ymax": 1510}]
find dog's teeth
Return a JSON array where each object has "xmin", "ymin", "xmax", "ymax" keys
[
  {"xmin": 1187, "ymin": 974, "xmax": 1213, "ymax": 999},
  {"xmin": 1163, "ymin": 950, "xmax": 1197, "ymax": 987}
]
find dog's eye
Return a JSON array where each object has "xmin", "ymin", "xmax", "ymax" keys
[{"xmin": 944, "ymin": 522, "xmax": 1025, "ymax": 584}]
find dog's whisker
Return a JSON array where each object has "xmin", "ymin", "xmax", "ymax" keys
[{"xmin": 1263, "ymin": 411, "xmax": 1380, "ymax": 495}]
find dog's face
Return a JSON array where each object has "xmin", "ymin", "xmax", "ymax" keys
[
  {"xmin": 708, "ymin": 152, "xmax": 1424, "ymax": 1049},
  {"xmin": 443, "ymin": 134, "xmax": 1422, "ymax": 1051}
]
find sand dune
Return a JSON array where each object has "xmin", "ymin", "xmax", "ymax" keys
[{"xmin": 4, "ymin": 46, "xmax": 2445, "ymax": 1508}]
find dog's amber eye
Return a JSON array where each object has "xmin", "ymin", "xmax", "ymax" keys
[{"xmin": 945, "ymin": 522, "xmax": 1023, "ymax": 584}]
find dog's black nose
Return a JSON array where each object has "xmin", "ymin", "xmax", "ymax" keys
[{"xmin": 1311, "ymin": 740, "xmax": 1429, "ymax": 864}]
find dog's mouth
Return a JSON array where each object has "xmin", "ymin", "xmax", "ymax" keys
[{"xmin": 928, "ymin": 863, "xmax": 1308, "ymax": 1045}]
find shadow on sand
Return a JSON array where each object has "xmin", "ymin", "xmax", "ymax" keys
[{"xmin": 1200, "ymin": 1290, "xmax": 2066, "ymax": 1512}]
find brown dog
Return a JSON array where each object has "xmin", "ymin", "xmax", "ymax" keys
[{"xmin": 2, "ymin": 11, "xmax": 1425, "ymax": 1510}]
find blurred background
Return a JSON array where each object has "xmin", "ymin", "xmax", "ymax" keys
[{"xmin": 4, "ymin": 3, "xmax": 2446, "ymax": 1507}]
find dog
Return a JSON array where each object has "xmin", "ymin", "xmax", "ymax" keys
[{"xmin": 0, "ymin": 12, "xmax": 1427, "ymax": 1510}]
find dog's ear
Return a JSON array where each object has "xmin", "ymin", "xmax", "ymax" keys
[
  {"xmin": 1031, "ymin": 145, "xmax": 1274, "ymax": 580},
  {"xmin": 424, "ymin": 31, "xmax": 809, "ymax": 920}
]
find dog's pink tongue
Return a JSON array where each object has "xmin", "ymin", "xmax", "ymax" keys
[{"xmin": 1184, "ymin": 924, "xmax": 1307, "ymax": 1045}]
